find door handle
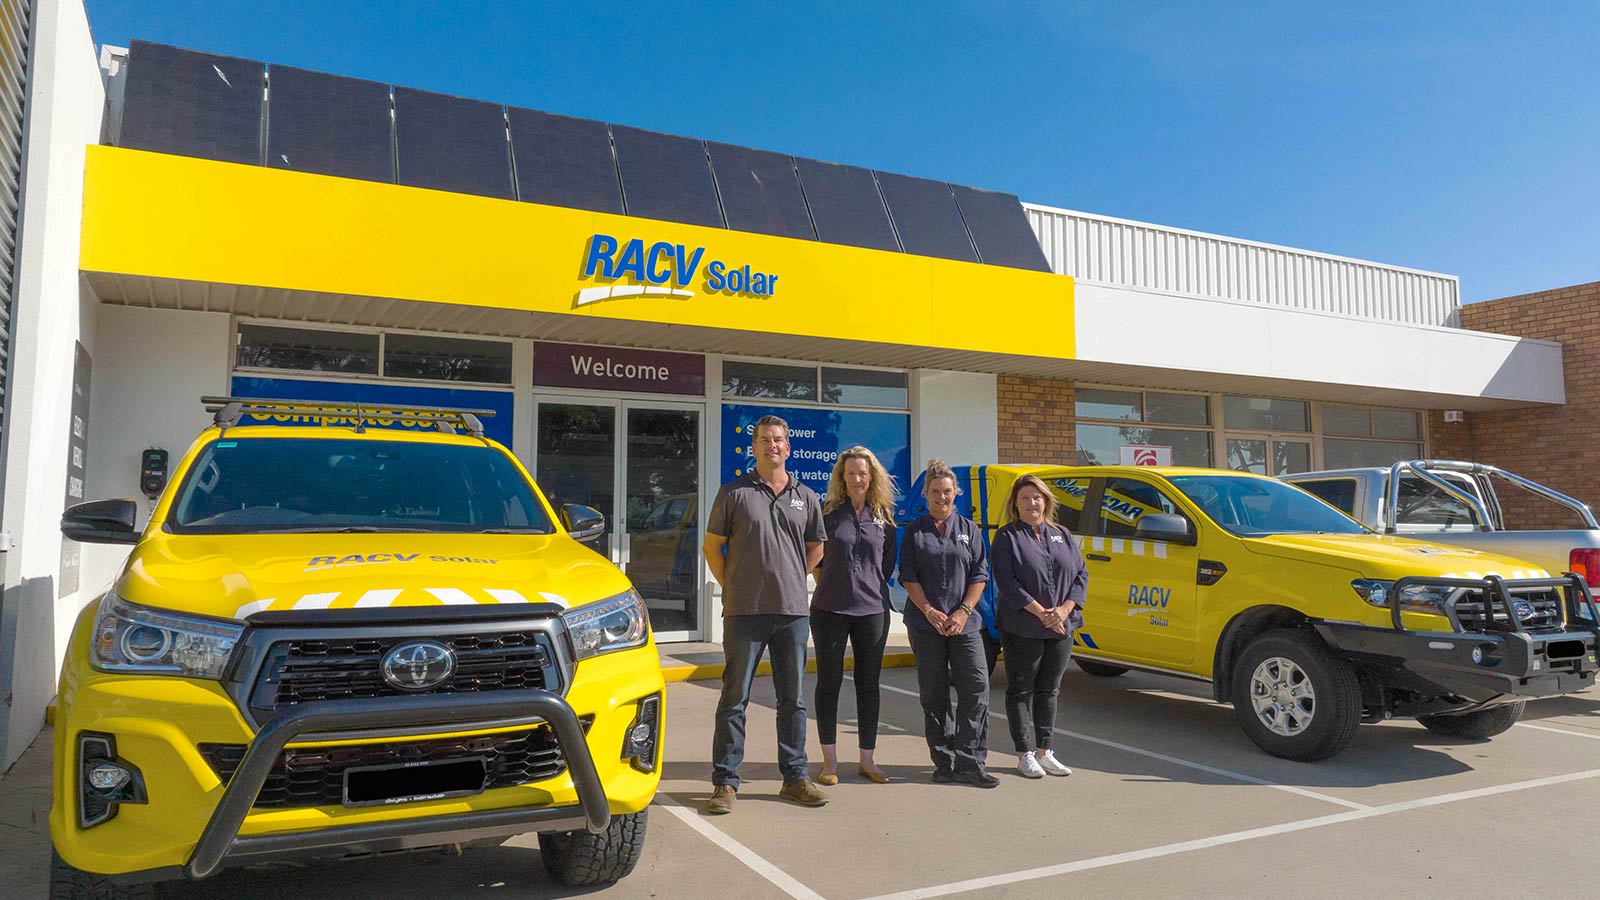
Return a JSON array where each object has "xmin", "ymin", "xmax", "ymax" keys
[{"xmin": 1086, "ymin": 553, "xmax": 1111, "ymax": 562}]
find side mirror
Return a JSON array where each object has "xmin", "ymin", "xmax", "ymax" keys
[
  {"xmin": 1135, "ymin": 513, "xmax": 1193, "ymax": 545},
  {"xmin": 561, "ymin": 503, "xmax": 606, "ymax": 542},
  {"xmin": 62, "ymin": 499, "xmax": 141, "ymax": 545}
]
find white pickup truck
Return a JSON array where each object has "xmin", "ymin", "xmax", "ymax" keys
[{"xmin": 1283, "ymin": 461, "xmax": 1600, "ymax": 599}]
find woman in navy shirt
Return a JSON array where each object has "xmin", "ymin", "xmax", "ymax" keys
[
  {"xmin": 900, "ymin": 459, "xmax": 995, "ymax": 787},
  {"xmin": 811, "ymin": 446, "xmax": 899, "ymax": 785},
  {"xmin": 991, "ymin": 473, "xmax": 1087, "ymax": 779}
]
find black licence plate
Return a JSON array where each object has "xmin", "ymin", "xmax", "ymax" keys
[{"xmin": 343, "ymin": 756, "xmax": 488, "ymax": 808}]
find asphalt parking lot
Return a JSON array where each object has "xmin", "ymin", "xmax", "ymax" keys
[{"xmin": 4, "ymin": 664, "xmax": 1598, "ymax": 899}]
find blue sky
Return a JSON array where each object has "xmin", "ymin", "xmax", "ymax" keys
[{"xmin": 83, "ymin": 1, "xmax": 1599, "ymax": 302}]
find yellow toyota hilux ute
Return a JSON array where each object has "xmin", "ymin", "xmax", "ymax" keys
[
  {"xmin": 902, "ymin": 464, "xmax": 1600, "ymax": 761},
  {"xmin": 48, "ymin": 399, "xmax": 664, "ymax": 899}
]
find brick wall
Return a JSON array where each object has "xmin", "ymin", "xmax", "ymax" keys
[
  {"xmin": 997, "ymin": 376, "xmax": 1075, "ymax": 464},
  {"xmin": 1451, "ymin": 280, "xmax": 1600, "ymax": 529}
]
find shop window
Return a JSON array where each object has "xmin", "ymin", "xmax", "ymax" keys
[
  {"xmin": 821, "ymin": 367, "xmax": 908, "ymax": 409},
  {"xmin": 1373, "ymin": 409, "xmax": 1420, "ymax": 440},
  {"xmin": 383, "ymin": 333, "xmax": 513, "ymax": 384},
  {"xmin": 1147, "ymin": 391, "xmax": 1210, "ymax": 426},
  {"xmin": 236, "ymin": 324, "xmax": 378, "ymax": 375},
  {"xmin": 1076, "ymin": 424, "xmax": 1213, "ymax": 468},
  {"xmin": 722, "ymin": 361, "xmax": 817, "ymax": 401},
  {"xmin": 1324, "ymin": 438, "xmax": 1422, "ymax": 469},
  {"xmin": 1075, "ymin": 388, "xmax": 1141, "ymax": 421},
  {"xmin": 1323, "ymin": 406, "xmax": 1419, "ymax": 440},
  {"xmin": 1322, "ymin": 407, "xmax": 1370, "ymax": 436},
  {"xmin": 1223, "ymin": 396, "xmax": 1309, "ymax": 433}
]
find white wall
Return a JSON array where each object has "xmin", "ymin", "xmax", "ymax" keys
[
  {"xmin": 912, "ymin": 369, "xmax": 998, "ymax": 470},
  {"xmin": 76, "ymin": 305, "xmax": 232, "ymax": 598},
  {"xmin": 1073, "ymin": 282, "xmax": 1566, "ymax": 405},
  {"xmin": 0, "ymin": 0, "xmax": 107, "ymax": 769}
]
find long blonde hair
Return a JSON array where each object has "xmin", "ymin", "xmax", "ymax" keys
[
  {"xmin": 999, "ymin": 473, "xmax": 1064, "ymax": 531},
  {"xmin": 822, "ymin": 446, "xmax": 897, "ymax": 521}
]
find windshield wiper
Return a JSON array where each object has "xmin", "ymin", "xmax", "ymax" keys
[
  {"xmin": 474, "ymin": 527, "xmax": 552, "ymax": 534},
  {"xmin": 272, "ymin": 525, "xmax": 435, "ymax": 533}
]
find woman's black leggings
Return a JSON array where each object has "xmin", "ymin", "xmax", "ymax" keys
[
  {"xmin": 810, "ymin": 608, "xmax": 890, "ymax": 748},
  {"xmin": 999, "ymin": 630, "xmax": 1073, "ymax": 752}
]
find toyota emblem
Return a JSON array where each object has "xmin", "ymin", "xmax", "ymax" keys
[{"xmin": 380, "ymin": 640, "xmax": 456, "ymax": 691}]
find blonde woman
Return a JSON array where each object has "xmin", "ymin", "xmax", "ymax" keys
[
  {"xmin": 899, "ymin": 460, "xmax": 995, "ymax": 787},
  {"xmin": 991, "ymin": 474, "xmax": 1086, "ymax": 779},
  {"xmin": 811, "ymin": 446, "xmax": 898, "ymax": 785}
]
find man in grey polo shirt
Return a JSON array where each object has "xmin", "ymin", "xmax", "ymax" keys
[{"xmin": 701, "ymin": 415, "xmax": 828, "ymax": 814}]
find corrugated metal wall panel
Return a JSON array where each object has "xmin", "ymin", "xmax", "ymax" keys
[
  {"xmin": 1025, "ymin": 203, "xmax": 1461, "ymax": 327},
  {"xmin": 0, "ymin": 0, "xmax": 29, "ymax": 491}
]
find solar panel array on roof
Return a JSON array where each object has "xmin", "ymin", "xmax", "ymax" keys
[
  {"xmin": 116, "ymin": 42, "xmax": 1055, "ymax": 273},
  {"xmin": 121, "ymin": 41, "xmax": 264, "ymax": 165},
  {"xmin": 394, "ymin": 87, "xmax": 513, "ymax": 200},
  {"xmin": 793, "ymin": 158, "xmax": 900, "ymax": 253},
  {"xmin": 266, "ymin": 66, "xmax": 394, "ymax": 183},
  {"xmin": 508, "ymin": 107, "xmax": 623, "ymax": 215},
  {"xmin": 875, "ymin": 171, "xmax": 978, "ymax": 263},
  {"xmin": 610, "ymin": 125, "xmax": 724, "ymax": 229},
  {"xmin": 706, "ymin": 142, "xmax": 814, "ymax": 241},
  {"xmin": 953, "ymin": 185, "xmax": 1051, "ymax": 271}
]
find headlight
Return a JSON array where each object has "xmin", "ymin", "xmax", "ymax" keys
[
  {"xmin": 1351, "ymin": 579, "xmax": 1453, "ymax": 615},
  {"xmin": 90, "ymin": 593, "xmax": 243, "ymax": 679},
  {"xmin": 562, "ymin": 589, "xmax": 649, "ymax": 660}
]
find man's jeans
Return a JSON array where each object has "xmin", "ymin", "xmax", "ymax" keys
[{"xmin": 711, "ymin": 614, "xmax": 810, "ymax": 789}]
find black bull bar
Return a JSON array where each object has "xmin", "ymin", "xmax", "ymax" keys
[{"xmin": 185, "ymin": 689, "xmax": 608, "ymax": 880}]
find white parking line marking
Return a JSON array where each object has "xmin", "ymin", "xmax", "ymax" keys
[
  {"xmin": 1517, "ymin": 722, "xmax": 1600, "ymax": 741},
  {"xmin": 857, "ymin": 768, "xmax": 1600, "ymax": 900},
  {"xmin": 876, "ymin": 681, "xmax": 1369, "ymax": 811},
  {"xmin": 657, "ymin": 796, "xmax": 826, "ymax": 900}
]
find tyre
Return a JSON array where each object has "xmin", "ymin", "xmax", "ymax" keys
[
  {"xmin": 1230, "ymin": 629, "xmax": 1361, "ymax": 761},
  {"xmin": 1073, "ymin": 658, "xmax": 1129, "ymax": 678},
  {"xmin": 1418, "ymin": 701, "xmax": 1526, "ymax": 739},
  {"xmin": 538, "ymin": 810, "xmax": 647, "ymax": 886},
  {"xmin": 50, "ymin": 851, "xmax": 159, "ymax": 900}
]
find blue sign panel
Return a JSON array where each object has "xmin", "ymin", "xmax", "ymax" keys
[
  {"xmin": 719, "ymin": 403, "xmax": 911, "ymax": 501},
  {"xmin": 230, "ymin": 377, "xmax": 516, "ymax": 446}
]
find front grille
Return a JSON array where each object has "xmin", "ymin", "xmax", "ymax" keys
[
  {"xmin": 1453, "ymin": 588, "xmax": 1563, "ymax": 632},
  {"xmin": 248, "ymin": 630, "xmax": 560, "ymax": 723},
  {"xmin": 198, "ymin": 727, "xmax": 565, "ymax": 809}
]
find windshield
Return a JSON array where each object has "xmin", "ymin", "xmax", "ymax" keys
[
  {"xmin": 1169, "ymin": 475, "xmax": 1369, "ymax": 537},
  {"xmin": 169, "ymin": 438, "xmax": 555, "ymax": 535}
]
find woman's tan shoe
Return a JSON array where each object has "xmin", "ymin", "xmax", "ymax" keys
[
  {"xmin": 858, "ymin": 766, "xmax": 890, "ymax": 784},
  {"xmin": 817, "ymin": 771, "xmax": 840, "ymax": 786}
]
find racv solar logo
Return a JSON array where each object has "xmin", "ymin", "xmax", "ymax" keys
[{"xmin": 576, "ymin": 233, "xmax": 779, "ymax": 307}]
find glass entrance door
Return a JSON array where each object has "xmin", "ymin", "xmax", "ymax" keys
[{"xmin": 534, "ymin": 397, "xmax": 704, "ymax": 641}]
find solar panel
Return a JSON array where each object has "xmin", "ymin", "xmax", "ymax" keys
[
  {"xmin": 507, "ymin": 107, "xmax": 623, "ymax": 215},
  {"xmin": 120, "ymin": 41, "xmax": 264, "ymax": 165},
  {"xmin": 266, "ymin": 65, "xmax": 394, "ymax": 183},
  {"xmin": 706, "ymin": 142, "xmax": 813, "ymax": 240},
  {"xmin": 610, "ymin": 125, "xmax": 723, "ymax": 228},
  {"xmin": 793, "ymin": 158, "xmax": 899, "ymax": 253},
  {"xmin": 875, "ymin": 172, "xmax": 977, "ymax": 263},
  {"xmin": 393, "ymin": 87, "xmax": 513, "ymax": 200},
  {"xmin": 951, "ymin": 185, "xmax": 1051, "ymax": 271}
]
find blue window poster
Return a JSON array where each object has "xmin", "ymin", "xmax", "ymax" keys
[
  {"xmin": 230, "ymin": 377, "xmax": 516, "ymax": 446},
  {"xmin": 720, "ymin": 403, "xmax": 911, "ymax": 502}
]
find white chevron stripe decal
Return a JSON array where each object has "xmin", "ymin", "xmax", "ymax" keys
[
  {"xmin": 234, "ymin": 598, "xmax": 275, "ymax": 618},
  {"xmin": 292, "ymin": 592, "xmax": 339, "ymax": 610},
  {"xmin": 539, "ymin": 592, "xmax": 571, "ymax": 608},
  {"xmin": 354, "ymin": 588, "xmax": 403, "ymax": 608},
  {"xmin": 484, "ymin": 588, "xmax": 530, "ymax": 604},
  {"xmin": 426, "ymin": 587, "xmax": 478, "ymax": 605}
]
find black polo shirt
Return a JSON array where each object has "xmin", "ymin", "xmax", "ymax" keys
[
  {"xmin": 707, "ymin": 470, "xmax": 825, "ymax": 617},
  {"xmin": 813, "ymin": 504, "xmax": 898, "ymax": 616},
  {"xmin": 991, "ymin": 520, "xmax": 1088, "ymax": 639},
  {"xmin": 898, "ymin": 513, "xmax": 989, "ymax": 635}
]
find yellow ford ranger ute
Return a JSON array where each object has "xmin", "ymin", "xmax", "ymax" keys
[
  {"xmin": 902, "ymin": 464, "xmax": 1599, "ymax": 761},
  {"xmin": 49, "ymin": 399, "xmax": 664, "ymax": 899}
]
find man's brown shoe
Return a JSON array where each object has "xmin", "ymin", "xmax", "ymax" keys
[
  {"xmin": 707, "ymin": 784, "xmax": 736, "ymax": 815},
  {"xmin": 779, "ymin": 779, "xmax": 830, "ymax": 807}
]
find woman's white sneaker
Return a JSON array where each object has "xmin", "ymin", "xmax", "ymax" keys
[
  {"xmin": 1038, "ymin": 751, "xmax": 1072, "ymax": 776},
  {"xmin": 1017, "ymin": 752, "xmax": 1045, "ymax": 779}
]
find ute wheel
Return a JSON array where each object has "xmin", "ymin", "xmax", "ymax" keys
[
  {"xmin": 1073, "ymin": 658, "xmax": 1129, "ymax": 678},
  {"xmin": 1230, "ymin": 629, "xmax": 1361, "ymax": 761},
  {"xmin": 539, "ymin": 810, "xmax": 647, "ymax": 886},
  {"xmin": 50, "ymin": 851, "xmax": 159, "ymax": 900},
  {"xmin": 1418, "ymin": 701, "xmax": 1526, "ymax": 739}
]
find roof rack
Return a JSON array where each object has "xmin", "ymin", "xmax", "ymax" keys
[{"xmin": 201, "ymin": 396, "xmax": 494, "ymax": 439}]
